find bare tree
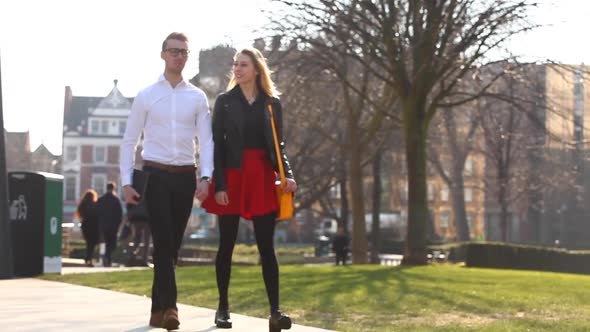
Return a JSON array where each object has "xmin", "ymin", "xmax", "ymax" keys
[
  {"xmin": 479, "ymin": 65, "xmax": 531, "ymax": 242},
  {"xmin": 275, "ymin": 0, "xmax": 538, "ymax": 264},
  {"xmin": 428, "ymin": 102, "xmax": 481, "ymax": 242},
  {"xmin": 267, "ymin": 44, "xmax": 349, "ymax": 225},
  {"xmin": 265, "ymin": 22, "xmax": 396, "ymax": 263}
]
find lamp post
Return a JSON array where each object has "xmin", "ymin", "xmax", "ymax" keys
[{"xmin": 0, "ymin": 52, "xmax": 14, "ymax": 279}]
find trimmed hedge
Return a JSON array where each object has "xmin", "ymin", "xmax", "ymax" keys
[
  {"xmin": 465, "ymin": 242, "xmax": 590, "ymax": 274},
  {"xmin": 427, "ymin": 242, "xmax": 469, "ymax": 263}
]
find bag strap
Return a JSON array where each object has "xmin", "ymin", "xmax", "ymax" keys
[{"xmin": 267, "ymin": 104, "xmax": 287, "ymax": 186}]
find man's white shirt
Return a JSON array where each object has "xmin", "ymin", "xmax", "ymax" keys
[{"xmin": 120, "ymin": 74, "xmax": 214, "ymax": 186}]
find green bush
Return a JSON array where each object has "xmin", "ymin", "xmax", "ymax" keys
[{"xmin": 465, "ymin": 242, "xmax": 590, "ymax": 274}]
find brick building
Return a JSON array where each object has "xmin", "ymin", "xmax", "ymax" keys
[{"xmin": 62, "ymin": 80, "xmax": 133, "ymax": 221}]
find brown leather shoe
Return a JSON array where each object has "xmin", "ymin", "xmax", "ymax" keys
[
  {"xmin": 149, "ymin": 311, "xmax": 163, "ymax": 328},
  {"xmin": 162, "ymin": 308, "xmax": 180, "ymax": 330}
]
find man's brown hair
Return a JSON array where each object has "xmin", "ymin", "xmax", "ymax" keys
[{"xmin": 162, "ymin": 32, "xmax": 189, "ymax": 51}]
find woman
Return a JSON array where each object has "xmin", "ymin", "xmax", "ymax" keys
[
  {"xmin": 75, "ymin": 189, "xmax": 99, "ymax": 267},
  {"xmin": 202, "ymin": 48, "xmax": 297, "ymax": 331}
]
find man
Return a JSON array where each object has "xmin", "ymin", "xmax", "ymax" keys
[
  {"xmin": 120, "ymin": 32, "xmax": 213, "ymax": 330},
  {"xmin": 96, "ymin": 181, "xmax": 123, "ymax": 267},
  {"xmin": 332, "ymin": 227, "xmax": 349, "ymax": 266}
]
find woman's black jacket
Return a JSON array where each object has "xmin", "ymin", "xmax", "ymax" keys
[{"xmin": 211, "ymin": 85, "xmax": 294, "ymax": 193}]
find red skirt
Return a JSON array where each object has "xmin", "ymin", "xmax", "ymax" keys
[{"xmin": 202, "ymin": 149, "xmax": 278, "ymax": 220}]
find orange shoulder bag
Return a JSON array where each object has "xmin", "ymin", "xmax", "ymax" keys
[{"xmin": 268, "ymin": 104, "xmax": 294, "ymax": 221}]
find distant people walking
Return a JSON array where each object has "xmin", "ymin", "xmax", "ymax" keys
[
  {"xmin": 332, "ymin": 227, "xmax": 349, "ymax": 266},
  {"xmin": 120, "ymin": 32, "xmax": 213, "ymax": 330},
  {"xmin": 126, "ymin": 169, "xmax": 151, "ymax": 266},
  {"xmin": 75, "ymin": 189, "xmax": 99, "ymax": 267},
  {"xmin": 127, "ymin": 207, "xmax": 151, "ymax": 266},
  {"xmin": 201, "ymin": 47, "xmax": 297, "ymax": 331},
  {"xmin": 96, "ymin": 181, "xmax": 123, "ymax": 267}
]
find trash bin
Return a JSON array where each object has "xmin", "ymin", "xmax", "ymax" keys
[
  {"xmin": 315, "ymin": 235, "xmax": 331, "ymax": 257},
  {"xmin": 8, "ymin": 171, "xmax": 63, "ymax": 277}
]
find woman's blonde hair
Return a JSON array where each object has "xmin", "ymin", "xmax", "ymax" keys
[{"xmin": 227, "ymin": 48, "xmax": 280, "ymax": 97}]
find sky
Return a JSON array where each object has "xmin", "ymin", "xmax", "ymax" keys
[{"xmin": 0, "ymin": 0, "xmax": 589, "ymax": 155}]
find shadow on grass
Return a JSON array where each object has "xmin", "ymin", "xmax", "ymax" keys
[{"xmin": 277, "ymin": 265, "xmax": 568, "ymax": 330}]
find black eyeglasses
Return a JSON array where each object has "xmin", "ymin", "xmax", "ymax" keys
[{"xmin": 165, "ymin": 48, "xmax": 190, "ymax": 57}]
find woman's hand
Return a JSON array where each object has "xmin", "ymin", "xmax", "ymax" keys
[
  {"xmin": 215, "ymin": 191, "xmax": 229, "ymax": 206},
  {"xmin": 285, "ymin": 178, "xmax": 297, "ymax": 193}
]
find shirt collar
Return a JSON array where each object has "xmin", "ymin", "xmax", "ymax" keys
[{"xmin": 158, "ymin": 73, "xmax": 186, "ymax": 87}]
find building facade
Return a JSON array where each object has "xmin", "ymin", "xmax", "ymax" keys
[
  {"xmin": 481, "ymin": 63, "xmax": 590, "ymax": 248},
  {"xmin": 62, "ymin": 80, "xmax": 133, "ymax": 220}
]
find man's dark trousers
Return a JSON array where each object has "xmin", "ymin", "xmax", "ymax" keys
[{"xmin": 144, "ymin": 166, "xmax": 196, "ymax": 312}]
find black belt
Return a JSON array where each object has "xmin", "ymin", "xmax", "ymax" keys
[{"xmin": 144, "ymin": 160, "xmax": 196, "ymax": 173}]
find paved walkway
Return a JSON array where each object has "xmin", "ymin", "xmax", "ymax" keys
[{"xmin": 0, "ymin": 277, "xmax": 336, "ymax": 332}]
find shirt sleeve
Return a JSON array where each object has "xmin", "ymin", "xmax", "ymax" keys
[
  {"xmin": 120, "ymin": 90, "xmax": 147, "ymax": 187},
  {"xmin": 196, "ymin": 93, "xmax": 214, "ymax": 178}
]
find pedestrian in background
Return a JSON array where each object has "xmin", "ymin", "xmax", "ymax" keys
[
  {"xmin": 75, "ymin": 189, "xmax": 99, "ymax": 267},
  {"xmin": 96, "ymin": 181, "xmax": 123, "ymax": 267},
  {"xmin": 128, "ymin": 209, "xmax": 151, "ymax": 266},
  {"xmin": 332, "ymin": 227, "xmax": 349, "ymax": 266}
]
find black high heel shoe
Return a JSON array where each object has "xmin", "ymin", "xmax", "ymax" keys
[
  {"xmin": 269, "ymin": 310, "xmax": 291, "ymax": 332},
  {"xmin": 215, "ymin": 309, "xmax": 232, "ymax": 329}
]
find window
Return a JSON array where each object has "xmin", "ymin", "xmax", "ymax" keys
[
  {"xmin": 101, "ymin": 120, "xmax": 109, "ymax": 134},
  {"xmin": 464, "ymin": 158, "xmax": 474, "ymax": 176},
  {"xmin": 94, "ymin": 146, "xmax": 106, "ymax": 163},
  {"xmin": 400, "ymin": 183, "xmax": 408, "ymax": 201},
  {"xmin": 440, "ymin": 211, "xmax": 450, "ymax": 228},
  {"xmin": 92, "ymin": 174, "xmax": 107, "ymax": 195},
  {"xmin": 90, "ymin": 120, "xmax": 99, "ymax": 134},
  {"xmin": 329, "ymin": 183, "xmax": 341, "ymax": 199},
  {"xmin": 427, "ymin": 183, "xmax": 434, "ymax": 201},
  {"xmin": 441, "ymin": 185, "xmax": 449, "ymax": 202},
  {"xmin": 119, "ymin": 120, "xmax": 127, "ymax": 135},
  {"xmin": 64, "ymin": 175, "xmax": 77, "ymax": 201},
  {"xmin": 65, "ymin": 146, "xmax": 78, "ymax": 162},
  {"xmin": 464, "ymin": 187, "xmax": 473, "ymax": 202}
]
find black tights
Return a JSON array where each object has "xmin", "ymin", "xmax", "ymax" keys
[{"xmin": 216, "ymin": 212, "xmax": 279, "ymax": 314}]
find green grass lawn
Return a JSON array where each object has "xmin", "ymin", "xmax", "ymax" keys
[{"xmin": 41, "ymin": 264, "xmax": 590, "ymax": 331}]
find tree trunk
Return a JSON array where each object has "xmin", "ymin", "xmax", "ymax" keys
[
  {"xmin": 450, "ymin": 175, "xmax": 470, "ymax": 241},
  {"xmin": 499, "ymin": 173, "xmax": 510, "ymax": 242},
  {"xmin": 349, "ymin": 141, "xmax": 368, "ymax": 264},
  {"xmin": 339, "ymin": 147, "xmax": 350, "ymax": 234},
  {"xmin": 370, "ymin": 149, "xmax": 382, "ymax": 264},
  {"xmin": 402, "ymin": 102, "xmax": 429, "ymax": 265}
]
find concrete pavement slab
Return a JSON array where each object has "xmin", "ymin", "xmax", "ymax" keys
[
  {"xmin": 61, "ymin": 265, "xmax": 150, "ymax": 274},
  {"xmin": 0, "ymin": 278, "xmax": 336, "ymax": 332}
]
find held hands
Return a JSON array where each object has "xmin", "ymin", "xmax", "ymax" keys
[
  {"xmin": 215, "ymin": 191, "xmax": 229, "ymax": 206},
  {"xmin": 214, "ymin": 178, "xmax": 296, "ymax": 207},
  {"xmin": 195, "ymin": 179, "xmax": 210, "ymax": 201},
  {"xmin": 123, "ymin": 185, "xmax": 141, "ymax": 205}
]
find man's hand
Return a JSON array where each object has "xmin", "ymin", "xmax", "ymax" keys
[
  {"xmin": 123, "ymin": 185, "xmax": 141, "ymax": 205},
  {"xmin": 195, "ymin": 179, "xmax": 210, "ymax": 201}
]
